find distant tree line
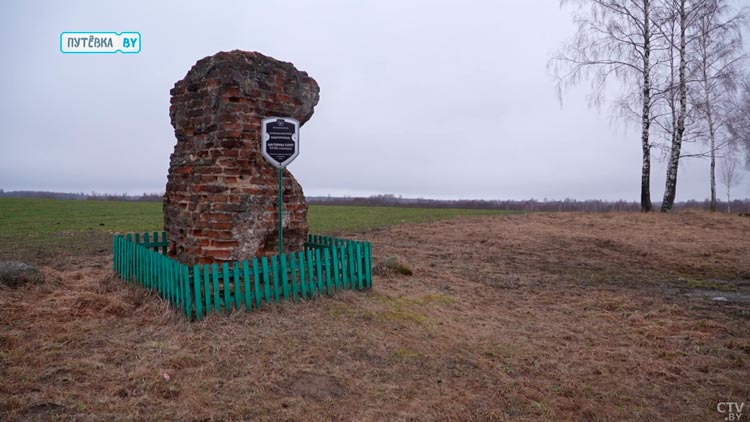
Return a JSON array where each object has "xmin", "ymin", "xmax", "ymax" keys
[
  {"xmin": 0, "ymin": 190, "xmax": 163, "ymax": 202},
  {"xmin": 307, "ymin": 194, "xmax": 750, "ymax": 213}
]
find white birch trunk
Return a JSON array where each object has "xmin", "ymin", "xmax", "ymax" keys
[
  {"xmin": 641, "ymin": 0, "xmax": 653, "ymax": 212},
  {"xmin": 661, "ymin": 0, "xmax": 688, "ymax": 212}
]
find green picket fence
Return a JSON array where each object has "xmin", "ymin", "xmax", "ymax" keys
[{"xmin": 113, "ymin": 232, "xmax": 372, "ymax": 320}]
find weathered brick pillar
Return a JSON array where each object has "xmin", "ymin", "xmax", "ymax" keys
[{"xmin": 164, "ymin": 50, "xmax": 320, "ymax": 264}]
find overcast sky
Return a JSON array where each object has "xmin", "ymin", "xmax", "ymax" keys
[{"xmin": 0, "ymin": 0, "xmax": 747, "ymax": 201}]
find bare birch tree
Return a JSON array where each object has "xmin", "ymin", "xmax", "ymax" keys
[
  {"xmin": 719, "ymin": 155, "xmax": 743, "ymax": 213},
  {"xmin": 650, "ymin": 2, "xmax": 701, "ymax": 171},
  {"xmin": 728, "ymin": 76, "xmax": 750, "ymax": 164},
  {"xmin": 551, "ymin": 0, "xmax": 662, "ymax": 212},
  {"xmin": 659, "ymin": 0, "xmax": 696, "ymax": 212},
  {"xmin": 692, "ymin": 0, "xmax": 746, "ymax": 211}
]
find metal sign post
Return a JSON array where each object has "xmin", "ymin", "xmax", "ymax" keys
[
  {"xmin": 261, "ymin": 117, "xmax": 300, "ymax": 255},
  {"xmin": 278, "ymin": 167, "xmax": 283, "ymax": 253}
]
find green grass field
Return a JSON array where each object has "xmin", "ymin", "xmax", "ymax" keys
[
  {"xmin": 306, "ymin": 204, "xmax": 512, "ymax": 232},
  {"xmin": 0, "ymin": 198, "xmax": 512, "ymax": 263},
  {"xmin": 0, "ymin": 198, "xmax": 164, "ymax": 236}
]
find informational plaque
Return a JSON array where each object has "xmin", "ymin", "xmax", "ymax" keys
[{"xmin": 261, "ymin": 117, "xmax": 300, "ymax": 168}]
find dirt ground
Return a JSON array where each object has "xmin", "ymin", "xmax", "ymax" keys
[{"xmin": 1, "ymin": 212, "xmax": 749, "ymax": 421}]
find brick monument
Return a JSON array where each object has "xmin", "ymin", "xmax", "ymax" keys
[{"xmin": 164, "ymin": 50, "xmax": 320, "ymax": 264}]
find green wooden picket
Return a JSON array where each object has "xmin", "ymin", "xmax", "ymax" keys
[
  {"xmin": 168, "ymin": 258, "xmax": 173, "ymax": 303},
  {"xmin": 160, "ymin": 253, "xmax": 166, "ymax": 296},
  {"xmin": 149, "ymin": 248, "xmax": 155, "ymax": 290},
  {"xmin": 134, "ymin": 246, "xmax": 140, "ymax": 285},
  {"xmin": 167, "ymin": 254, "xmax": 172, "ymax": 297},
  {"xmin": 135, "ymin": 246, "xmax": 140, "ymax": 284},
  {"xmin": 193, "ymin": 265, "xmax": 203, "ymax": 320},
  {"xmin": 147, "ymin": 247, "xmax": 152, "ymax": 288},
  {"xmin": 203, "ymin": 264, "xmax": 211, "ymax": 315},
  {"xmin": 211, "ymin": 263, "xmax": 220, "ymax": 313},
  {"xmin": 346, "ymin": 241, "xmax": 354, "ymax": 287},
  {"xmin": 356, "ymin": 243, "xmax": 364, "ymax": 289},
  {"xmin": 161, "ymin": 253, "xmax": 167, "ymax": 296},
  {"xmin": 141, "ymin": 246, "xmax": 148, "ymax": 288},
  {"xmin": 314, "ymin": 249, "xmax": 324, "ymax": 296},
  {"xmin": 233, "ymin": 261, "xmax": 241, "ymax": 311},
  {"xmin": 180, "ymin": 262, "xmax": 186, "ymax": 305},
  {"xmin": 119, "ymin": 236, "xmax": 123, "ymax": 276},
  {"xmin": 271, "ymin": 256, "xmax": 280, "ymax": 303},
  {"xmin": 299, "ymin": 251, "xmax": 308, "ymax": 299},
  {"xmin": 149, "ymin": 247, "xmax": 153, "ymax": 288},
  {"xmin": 182, "ymin": 267, "xmax": 190, "ymax": 318},
  {"xmin": 165, "ymin": 256, "xmax": 170, "ymax": 301},
  {"xmin": 135, "ymin": 233, "xmax": 142, "ymax": 285},
  {"xmin": 281, "ymin": 254, "xmax": 290, "ymax": 301},
  {"xmin": 365, "ymin": 242, "xmax": 372, "ymax": 288},
  {"xmin": 173, "ymin": 259, "xmax": 179, "ymax": 303},
  {"xmin": 340, "ymin": 245, "xmax": 349, "ymax": 289},
  {"xmin": 289, "ymin": 253, "xmax": 299, "ymax": 302},
  {"xmin": 222, "ymin": 262, "xmax": 231, "ymax": 312},
  {"xmin": 324, "ymin": 249, "xmax": 333, "ymax": 295},
  {"xmin": 179, "ymin": 262, "xmax": 183, "ymax": 307},
  {"xmin": 112, "ymin": 236, "xmax": 118, "ymax": 274},
  {"xmin": 252, "ymin": 257, "xmax": 261, "ymax": 309},
  {"xmin": 242, "ymin": 260, "xmax": 251, "ymax": 311},
  {"xmin": 124, "ymin": 234, "xmax": 130, "ymax": 281},
  {"xmin": 331, "ymin": 246, "xmax": 340, "ymax": 291},
  {"xmin": 168, "ymin": 255, "xmax": 173, "ymax": 292},
  {"xmin": 308, "ymin": 249, "xmax": 316, "ymax": 297},
  {"xmin": 171, "ymin": 262, "xmax": 177, "ymax": 305},
  {"xmin": 175, "ymin": 261, "xmax": 181, "ymax": 305},
  {"xmin": 153, "ymin": 251, "xmax": 159, "ymax": 292},
  {"xmin": 261, "ymin": 257, "xmax": 271, "ymax": 304},
  {"xmin": 166, "ymin": 254, "xmax": 170, "ymax": 296},
  {"xmin": 306, "ymin": 249, "xmax": 315, "ymax": 298}
]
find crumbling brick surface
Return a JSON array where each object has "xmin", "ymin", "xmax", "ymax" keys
[{"xmin": 164, "ymin": 50, "xmax": 319, "ymax": 264}]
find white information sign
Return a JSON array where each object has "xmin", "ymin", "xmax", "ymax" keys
[{"xmin": 261, "ymin": 117, "xmax": 300, "ymax": 169}]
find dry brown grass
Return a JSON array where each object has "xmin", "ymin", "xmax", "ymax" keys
[{"xmin": 1, "ymin": 211, "xmax": 749, "ymax": 421}]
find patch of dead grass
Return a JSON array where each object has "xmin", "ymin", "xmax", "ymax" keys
[{"xmin": 1, "ymin": 212, "xmax": 749, "ymax": 421}]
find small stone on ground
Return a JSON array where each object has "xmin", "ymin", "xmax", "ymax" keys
[
  {"xmin": 379, "ymin": 255, "xmax": 414, "ymax": 275},
  {"xmin": 0, "ymin": 261, "xmax": 44, "ymax": 287}
]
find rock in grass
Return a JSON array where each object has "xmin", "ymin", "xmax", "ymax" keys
[
  {"xmin": 0, "ymin": 261, "xmax": 44, "ymax": 288},
  {"xmin": 379, "ymin": 256, "xmax": 413, "ymax": 276}
]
